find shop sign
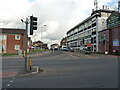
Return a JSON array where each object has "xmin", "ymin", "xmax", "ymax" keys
[{"xmin": 113, "ymin": 40, "xmax": 119, "ymax": 46}]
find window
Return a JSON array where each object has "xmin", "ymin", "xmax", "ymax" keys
[
  {"xmin": 0, "ymin": 45, "xmax": 6, "ymax": 52},
  {"xmin": 15, "ymin": 35, "xmax": 20, "ymax": 40},
  {"xmin": 92, "ymin": 31, "xmax": 96, "ymax": 35},
  {"xmin": 92, "ymin": 23, "xmax": 96, "ymax": 27},
  {"xmin": 15, "ymin": 45, "xmax": 20, "ymax": 50},
  {"xmin": 0, "ymin": 34, "xmax": 7, "ymax": 40},
  {"xmin": 79, "ymin": 26, "xmax": 81, "ymax": 31},
  {"xmin": 94, "ymin": 40, "xmax": 96, "ymax": 43}
]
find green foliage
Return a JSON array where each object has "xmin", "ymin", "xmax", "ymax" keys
[
  {"xmin": 1, "ymin": 49, "xmax": 49, "ymax": 56},
  {"xmin": 27, "ymin": 49, "xmax": 48, "ymax": 54},
  {"xmin": 1, "ymin": 53, "xmax": 17, "ymax": 56}
]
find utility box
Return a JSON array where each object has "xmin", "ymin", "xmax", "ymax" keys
[{"xmin": 18, "ymin": 50, "xmax": 22, "ymax": 55}]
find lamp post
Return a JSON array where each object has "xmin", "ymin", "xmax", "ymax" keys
[
  {"xmin": 21, "ymin": 18, "xmax": 29, "ymax": 72},
  {"xmin": 103, "ymin": 34, "xmax": 108, "ymax": 54},
  {"xmin": 118, "ymin": 1, "xmax": 120, "ymax": 13},
  {"xmin": 77, "ymin": 28, "xmax": 79, "ymax": 51},
  {"xmin": 40, "ymin": 25, "xmax": 46, "ymax": 52},
  {"xmin": 2, "ymin": 40, "xmax": 4, "ymax": 56}
]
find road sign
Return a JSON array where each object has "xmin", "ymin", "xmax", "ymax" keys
[
  {"xmin": 18, "ymin": 50, "xmax": 22, "ymax": 55},
  {"xmin": 87, "ymin": 43, "xmax": 92, "ymax": 47},
  {"xmin": 113, "ymin": 40, "xmax": 119, "ymax": 46}
]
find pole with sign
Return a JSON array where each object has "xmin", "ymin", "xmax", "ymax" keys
[{"xmin": 21, "ymin": 18, "xmax": 29, "ymax": 72}]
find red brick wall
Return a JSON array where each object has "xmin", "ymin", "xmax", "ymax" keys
[
  {"xmin": 6, "ymin": 33, "xmax": 26, "ymax": 54},
  {"xmin": 111, "ymin": 27, "xmax": 120, "ymax": 53},
  {"xmin": 98, "ymin": 29, "xmax": 110, "ymax": 53},
  {"xmin": 98, "ymin": 26, "xmax": 120, "ymax": 54}
]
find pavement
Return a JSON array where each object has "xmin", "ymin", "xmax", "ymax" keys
[
  {"xmin": 69, "ymin": 52, "xmax": 100, "ymax": 59},
  {"xmin": 1, "ymin": 66, "xmax": 44, "ymax": 79},
  {"xmin": 1, "ymin": 51, "xmax": 51, "ymax": 59},
  {"xmin": 0, "ymin": 72, "xmax": 17, "ymax": 78},
  {"xmin": 16, "ymin": 66, "xmax": 43, "ymax": 77},
  {"xmin": 69, "ymin": 51, "xmax": 120, "ymax": 59}
]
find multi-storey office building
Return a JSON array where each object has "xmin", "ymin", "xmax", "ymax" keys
[{"xmin": 67, "ymin": 8, "xmax": 116, "ymax": 52}]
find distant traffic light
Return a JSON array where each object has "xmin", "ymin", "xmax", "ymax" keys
[{"xmin": 30, "ymin": 16, "xmax": 37, "ymax": 35}]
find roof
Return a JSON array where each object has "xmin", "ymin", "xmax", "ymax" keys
[
  {"xmin": 107, "ymin": 12, "xmax": 120, "ymax": 29},
  {"xmin": 107, "ymin": 11, "xmax": 120, "ymax": 21},
  {"xmin": 51, "ymin": 43, "xmax": 59, "ymax": 46},
  {"xmin": 0, "ymin": 28, "xmax": 26, "ymax": 34},
  {"xmin": 91, "ymin": 9, "xmax": 116, "ymax": 16},
  {"xmin": 99, "ymin": 25, "xmax": 120, "ymax": 33},
  {"xmin": 33, "ymin": 41, "xmax": 43, "ymax": 44}
]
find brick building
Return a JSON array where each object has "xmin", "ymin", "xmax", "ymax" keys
[
  {"xmin": 0, "ymin": 28, "xmax": 27, "ymax": 54},
  {"xmin": 98, "ymin": 12, "xmax": 120, "ymax": 54},
  {"xmin": 60, "ymin": 37, "xmax": 67, "ymax": 48},
  {"xmin": 33, "ymin": 41, "xmax": 43, "ymax": 47},
  {"xmin": 33, "ymin": 41, "xmax": 48, "ymax": 49},
  {"xmin": 51, "ymin": 43, "xmax": 59, "ymax": 50}
]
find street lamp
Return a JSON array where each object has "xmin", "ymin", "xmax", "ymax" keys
[
  {"xmin": 103, "ymin": 34, "xmax": 108, "ymax": 55},
  {"xmin": 21, "ymin": 18, "xmax": 29, "ymax": 72},
  {"xmin": 118, "ymin": 1, "xmax": 120, "ymax": 13},
  {"xmin": 77, "ymin": 28, "xmax": 79, "ymax": 51},
  {"xmin": 40, "ymin": 25, "xmax": 46, "ymax": 52}
]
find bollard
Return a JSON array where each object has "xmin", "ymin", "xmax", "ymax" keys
[{"xmin": 29, "ymin": 57, "xmax": 32, "ymax": 70}]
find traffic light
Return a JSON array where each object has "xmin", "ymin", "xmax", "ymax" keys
[{"xmin": 30, "ymin": 16, "xmax": 37, "ymax": 35}]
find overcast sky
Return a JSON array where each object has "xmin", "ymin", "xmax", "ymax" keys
[{"xmin": 0, "ymin": 0, "xmax": 118, "ymax": 46}]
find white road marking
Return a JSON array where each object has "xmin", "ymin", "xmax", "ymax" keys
[
  {"xmin": 3, "ymin": 89, "xmax": 7, "ymax": 90},
  {"xmin": 7, "ymin": 84, "xmax": 10, "ymax": 87},
  {"xmin": 10, "ymin": 80, "xmax": 13, "ymax": 83},
  {"xmin": 64, "ymin": 58, "xmax": 69, "ymax": 59}
]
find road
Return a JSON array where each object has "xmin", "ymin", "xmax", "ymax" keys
[{"xmin": 2, "ymin": 51, "xmax": 118, "ymax": 88}]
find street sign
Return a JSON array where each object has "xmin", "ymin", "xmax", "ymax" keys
[
  {"xmin": 113, "ymin": 40, "xmax": 119, "ymax": 46},
  {"xmin": 87, "ymin": 43, "xmax": 92, "ymax": 47},
  {"xmin": 18, "ymin": 50, "xmax": 22, "ymax": 55}
]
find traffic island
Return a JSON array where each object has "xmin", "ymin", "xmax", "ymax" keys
[{"xmin": 16, "ymin": 67, "xmax": 44, "ymax": 77}]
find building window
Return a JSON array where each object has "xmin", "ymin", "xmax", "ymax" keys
[
  {"xmin": 0, "ymin": 34, "xmax": 7, "ymax": 40},
  {"xmin": 92, "ymin": 23, "xmax": 96, "ymax": 27},
  {"xmin": 0, "ymin": 45, "xmax": 6, "ymax": 52},
  {"xmin": 15, "ymin": 45, "xmax": 20, "ymax": 50},
  {"xmin": 92, "ymin": 31, "xmax": 96, "ymax": 35},
  {"xmin": 94, "ymin": 40, "xmax": 96, "ymax": 43},
  {"xmin": 15, "ymin": 35, "xmax": 20, "ymax": 40}
]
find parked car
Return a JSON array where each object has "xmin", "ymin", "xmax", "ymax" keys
[
  {"xmin": 82, "ymin": 48, "xmax": 91, "ymax": 54},
  {"xmin": 69, "ymin": 48, "xmax": 74, "ymax": 52},
  {"xmin": 61, "ymin": 47, "xmax": 69, "ymax": 51}
]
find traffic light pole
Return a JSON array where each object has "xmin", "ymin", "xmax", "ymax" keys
[
  {"xmin": 22, "ymin": 15, "xmax": 38, "ymax": 72},
  {"xmin": 40, "ymin": 25, "xmax": 46, "ymax": 52},
  {"xmin": 24, "ymin": 18, "xmax": 29, "ymax": 72}
]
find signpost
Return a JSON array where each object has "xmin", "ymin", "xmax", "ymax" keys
[
  {"xmin": 21, "ymin": 15, "xmax": 37, "ymax": 72},
  {"xmin": 113, "ymin": 40, "xmax": 119, "ymax": 56},
  {"xmin": 113, "ymin": 40, "xmax": 119, "ymax": 46}
]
